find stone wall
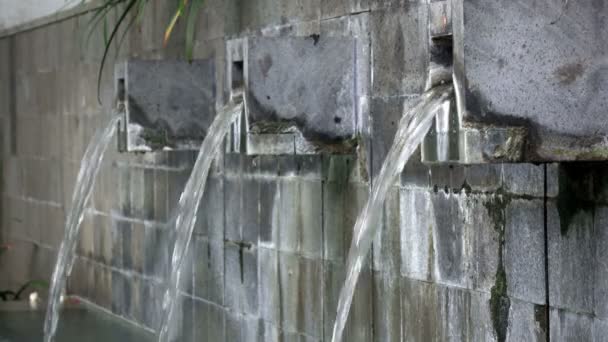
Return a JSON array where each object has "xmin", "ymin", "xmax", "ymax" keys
[{"xmin": 0, "ymin": 1, "xmax": 606, "ymax": 341}]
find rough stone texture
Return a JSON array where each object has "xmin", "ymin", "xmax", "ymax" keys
[
  {"xmin": 118, "ymin": 59, "xmax": 217, "ymax": 151},
  {"xmin": 460, "ymin": 0, "xmax": 608, "ymax": 161},
  {"xmin": 0, "ymin": 1, "xmax": 604, "ymax": 341}
]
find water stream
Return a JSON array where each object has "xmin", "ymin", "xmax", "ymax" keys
[
  {"xmin": 330, "ymin": 84, "xmax": 454, "ymax": 342},
  {"xmin": 44, "ymin": 113, "xmax": 122, "ymax": 342},
  {"xmin": 157, "ymin": 98, "xmax": 245, "ymax": 342}
]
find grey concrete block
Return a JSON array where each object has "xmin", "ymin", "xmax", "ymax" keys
[
  {"xmin": 66, "ymin": 256, "xmax": 87, "ymax": 297},
  {"xmin": 78, "ymin": 214, "xmax": 95, "ymax": 259},
  {"xmin": 370, "ymin": 96, "xmax": 420, "ymax": 180},
  {"xmin": 401, "ymin": 278, "xmax": 498, "ymax": 341},
  {"xmin": 258, "ymin": 247, "xmax": 280, "ymax": 323},
  {"xmin": 39, "ymin": 205, "xmax": 65, "ymax": 250},
  {"xmin": 506, "ymin": 300, "xmax": 546, "ymax": 342},
  {"xmin": 109, "ymin": 217, "xmax": 124, "ymax": 269},
  {"xmin": 117, "ymin": 59, "xmax": 216, "ymax": 151},
  {"xmin": 592, "ymin": 319, "xmax": 608, "ymax": 342},
  {"xmin": 399, "ymin": 189, "xmax": 433, "ymax": 280},
  {"xmin": 141, "ymin": 281, "xmax": 163, "ymax": 331},
  {"xmin": 548, "ymin": 201, "xmax": 595, "ymax": 314},
  {"xmin": 470, "ymin": 195, "xmax": 501, "ymax": 293},
  {"xmin": 94, "ymin": 215, "xmax": 112, "ymax": 266},
  {"xmin": 143, "ymin": 225, "xmax": 172, "ymax": 280},
  {"xmin": 193, "ymin": 237, "xmax": 224, "ymax": 305},
  {"xmin": 464, "ymin": 164, "xmax": 502, "ymax": 192},
  {"xmin": 224, "ymin": 312, "xmax": 241, "ymax": 342},
  {"xmin": 2, "ymin": 157, "xmax": 23, "ymax": 196},
  {"xmin": 549, "ymin": 308, "xmax": 594, "ymax": 342},
  {"xmin": 504, "ymin": 199, "xmax": 546, "ymax": 304},
  {"xmin": 460, "ymin": 0, "xmax": 608, "ymax": 162},
  {"xmin": 278, "ymin": 252, "xmax": 323, "ymax": 338},
  {"xmin": 502, "ymin": 164, "xmax": 545, "ymax": 197},
  {"xmin": 153, "ymin": 168, "xmax": 169, "ymax": 223},
  {"xmin": 278, "ymin": 180, "xmax": 323, "ymax": 258},
  {"xmin": 372, "ymin": 270, "xmax": 401, "ymax": 342},
  {"xmin": 242, "ymin": 178, "xmax": 261, "ymax": 245},
  {"xmin": 258, "ymin": 179, "xmax": 280, "ymax": 248},
  {"xmin": 166, "ymin": 168, "xmax": 193, "ymax": 217},
  {"xmin": 323, "ymin": 260, "xmax": 372, "ymax": 342},
  {"xmin": 195, "ymin": 175, "xmax": 225, "ymax": 242},
  {"xmin": 400, "ymin": 277, "xmax": 444, "ymax": 341},
  {"xmin": 111, "ymin": 270, "xmax": 127, "ymax": 317},
  {"xmin": 132, "ymin": 223, "xmax": 146, "ymax": 274},
  {"xmin": 224, "ymin": 243, "xmax": 258, "ymax": 315},
  {"xmin": 370, "ymin": 4, "xmax": 428, "ymax": 97},
  {"xmin": 372, "ymin": 187, "xmax": 401, "ymax": 274},
  {"xmin": 224, "ymin": 176, "xmax": 243, "ymax": 242},
  {"xmin": 322, "ymin": 155, "xmax": 354, "ymax": 183},
  {"xmin": 189, "ymin": 298, "xmax": 226, "ymax": 342},
  {"xmin": 237, "ymin": 0, "xmax": 320, "ymax": 32},
  {"xmin": 323, "ymin": 182, "xmax": 368, "ymax": 263},
  {"xmin": 232, "ymin": 36, "xmax": 361, "ymax": 152},
  {"xmin": 321, "ymin": 0, "xmax": 369, "ymax": 19},
  {"xmin": 594, "ymin": 207, "xmax": 608, "ymax": 319},
  {"xmin": 93, "ymin": 265, "xmax": 112, "ymax": 310},
  {"xmin": 430, "ymin": 192, "xmax": 469, "ymax": 287},
  {"xmin": 429, "ymin": 164, "xmax": 467, "ymax": 194}
]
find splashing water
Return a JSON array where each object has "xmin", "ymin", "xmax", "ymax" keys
[
  {"xmin": 330, "ymin": 85, "xmax": 454, "ymax": 342},
  {"xmin": 157, "ymin": 99, "xmax": 245, "ymax": 342},
  {"xmin": 44, "ymin": 113, "xmax": 122, "ymax": 342}
]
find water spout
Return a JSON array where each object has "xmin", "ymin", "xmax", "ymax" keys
[
  {"xmin": 330, "ymin": 84, "xmax": 454, "ymax": 342},
  {"xmin": 44, "ymin": 113, "xmax": 122, "ymax": 342},
  {"xmin": 157, "ymin": 97, "xmax": 245, "ymax": 342}
]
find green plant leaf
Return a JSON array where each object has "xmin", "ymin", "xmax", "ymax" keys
[
  {"xmin": 97, "ymin": 0, "xmax": 138, "ymax": 104},
  {"xmin": 135, "ymin": 0, "xmax": 148, "ymax": 24},
  {"xmin": 103, "ymin": 17, "xmax": 109, "ymax": 46},
  {"xmin": 163, "ymin": 0, "xmax": 188, "ymax": 47},
  {"xmin": 27, "ymin": 280, "xmax": 49, "ymax": 290},
  {"xmin": 185, "ymin": 0, "xmax": 204, "ymax": 61},
  {"xmin": 13, "ymin": 280, "xmax": 50, "ymax": 300},
  {"xmin": 84, "ymin": 0, "xmax": 123, "ymax": 47},
  {"xmin": 114, "ymin": 7, "xmax": 140, "ymax": 60}
]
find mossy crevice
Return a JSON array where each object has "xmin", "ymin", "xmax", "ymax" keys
[
  {"xmin": 534, "ymin": 304, "xmax": 548, "ymax": 339},
  {"xmin": 484, "ymin": 191, "xmax": 511, "ymax": 342},
  {"xmin": 557, "ymin": 163, "xmax": 596, "ymax": 235},
  {"xmin": 141, "ymin": 128, "xmax": 173, "ymax": 150}
]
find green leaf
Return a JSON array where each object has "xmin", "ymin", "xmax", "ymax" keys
[
  {"xmin": 27, "ymin": 280, "xmax": 49, "ymax": 290},
  {"xmin": 103, "ymin": 17, "xmax": 109, "ymax": 46},
  {"xmin": 163, "ymin": 0, "xmax": 188, "ymax": 47},
  {"xmin": 135, "ymin": 0, "xmax": 148, "ymax": 24},
  {"xmin": 113, "ymin": 8, "xmax": 139, "ymax": 61},
  {"xmin": 96, "ymin": 0, "xmax": 139, "ymax": 104},
  {"xmin": 83, "ymin": 0, "xmax": 123, "ymax": 50},
  {"xmin": 185, "ymin": 0, "xmax": 204, "ymax": 61}
]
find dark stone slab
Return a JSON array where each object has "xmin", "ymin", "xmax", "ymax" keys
[
  {"xmin": 116, "ymin": 59, "xmax": 216, "ymax": 152},
  {"xmin": 457, "ymin": 0, "xmax": 608, "ymax": 161}
]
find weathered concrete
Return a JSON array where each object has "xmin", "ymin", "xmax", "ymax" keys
[
  {"xmin": 455, "ymin": 0, "xmax": 608, "ymax": 162},
  {"xmin": 1, "ymin": 1, "xmax": 606, "ymax": 341},
  {"xmin": 116, "ymin": 59, "xmax": 217, "ymax": 151}
]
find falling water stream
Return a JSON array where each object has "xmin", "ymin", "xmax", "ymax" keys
[
  {"xmin": 157, "ymin": 98, "xmax": 245, "ymax": 342},
  {"xmin": 44, "ymin": 113, "xmax": 122, "ymax": 342},
  {"xmin": 331, "ymin": 84, "xmax": 454, "ymax": 342}
]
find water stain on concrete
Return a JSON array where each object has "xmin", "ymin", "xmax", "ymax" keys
[{"xmin": 554, "ymin": 62, "xmax": 584, "ymax": 85}]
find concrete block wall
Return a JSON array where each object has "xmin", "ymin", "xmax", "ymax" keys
[{"xmin": 0, "ymin": 1, "xmax": 607, "ymax": 341}]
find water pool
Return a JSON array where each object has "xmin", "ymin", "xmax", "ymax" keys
[{"xmin": 0, "ymin": 300, "xmax": 154, "ymax": 342}]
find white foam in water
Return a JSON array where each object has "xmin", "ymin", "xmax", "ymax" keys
[
  {"xmin": 157, "ymin": 99, "xmax": 245, "ymax": 342},
  {"xmin": 330, "ymin": 85, "xmax": 454, "ymax": 342},
  {"xmin": 44, "ymin": 113, "xmax": 122, "ymax": 342}
]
